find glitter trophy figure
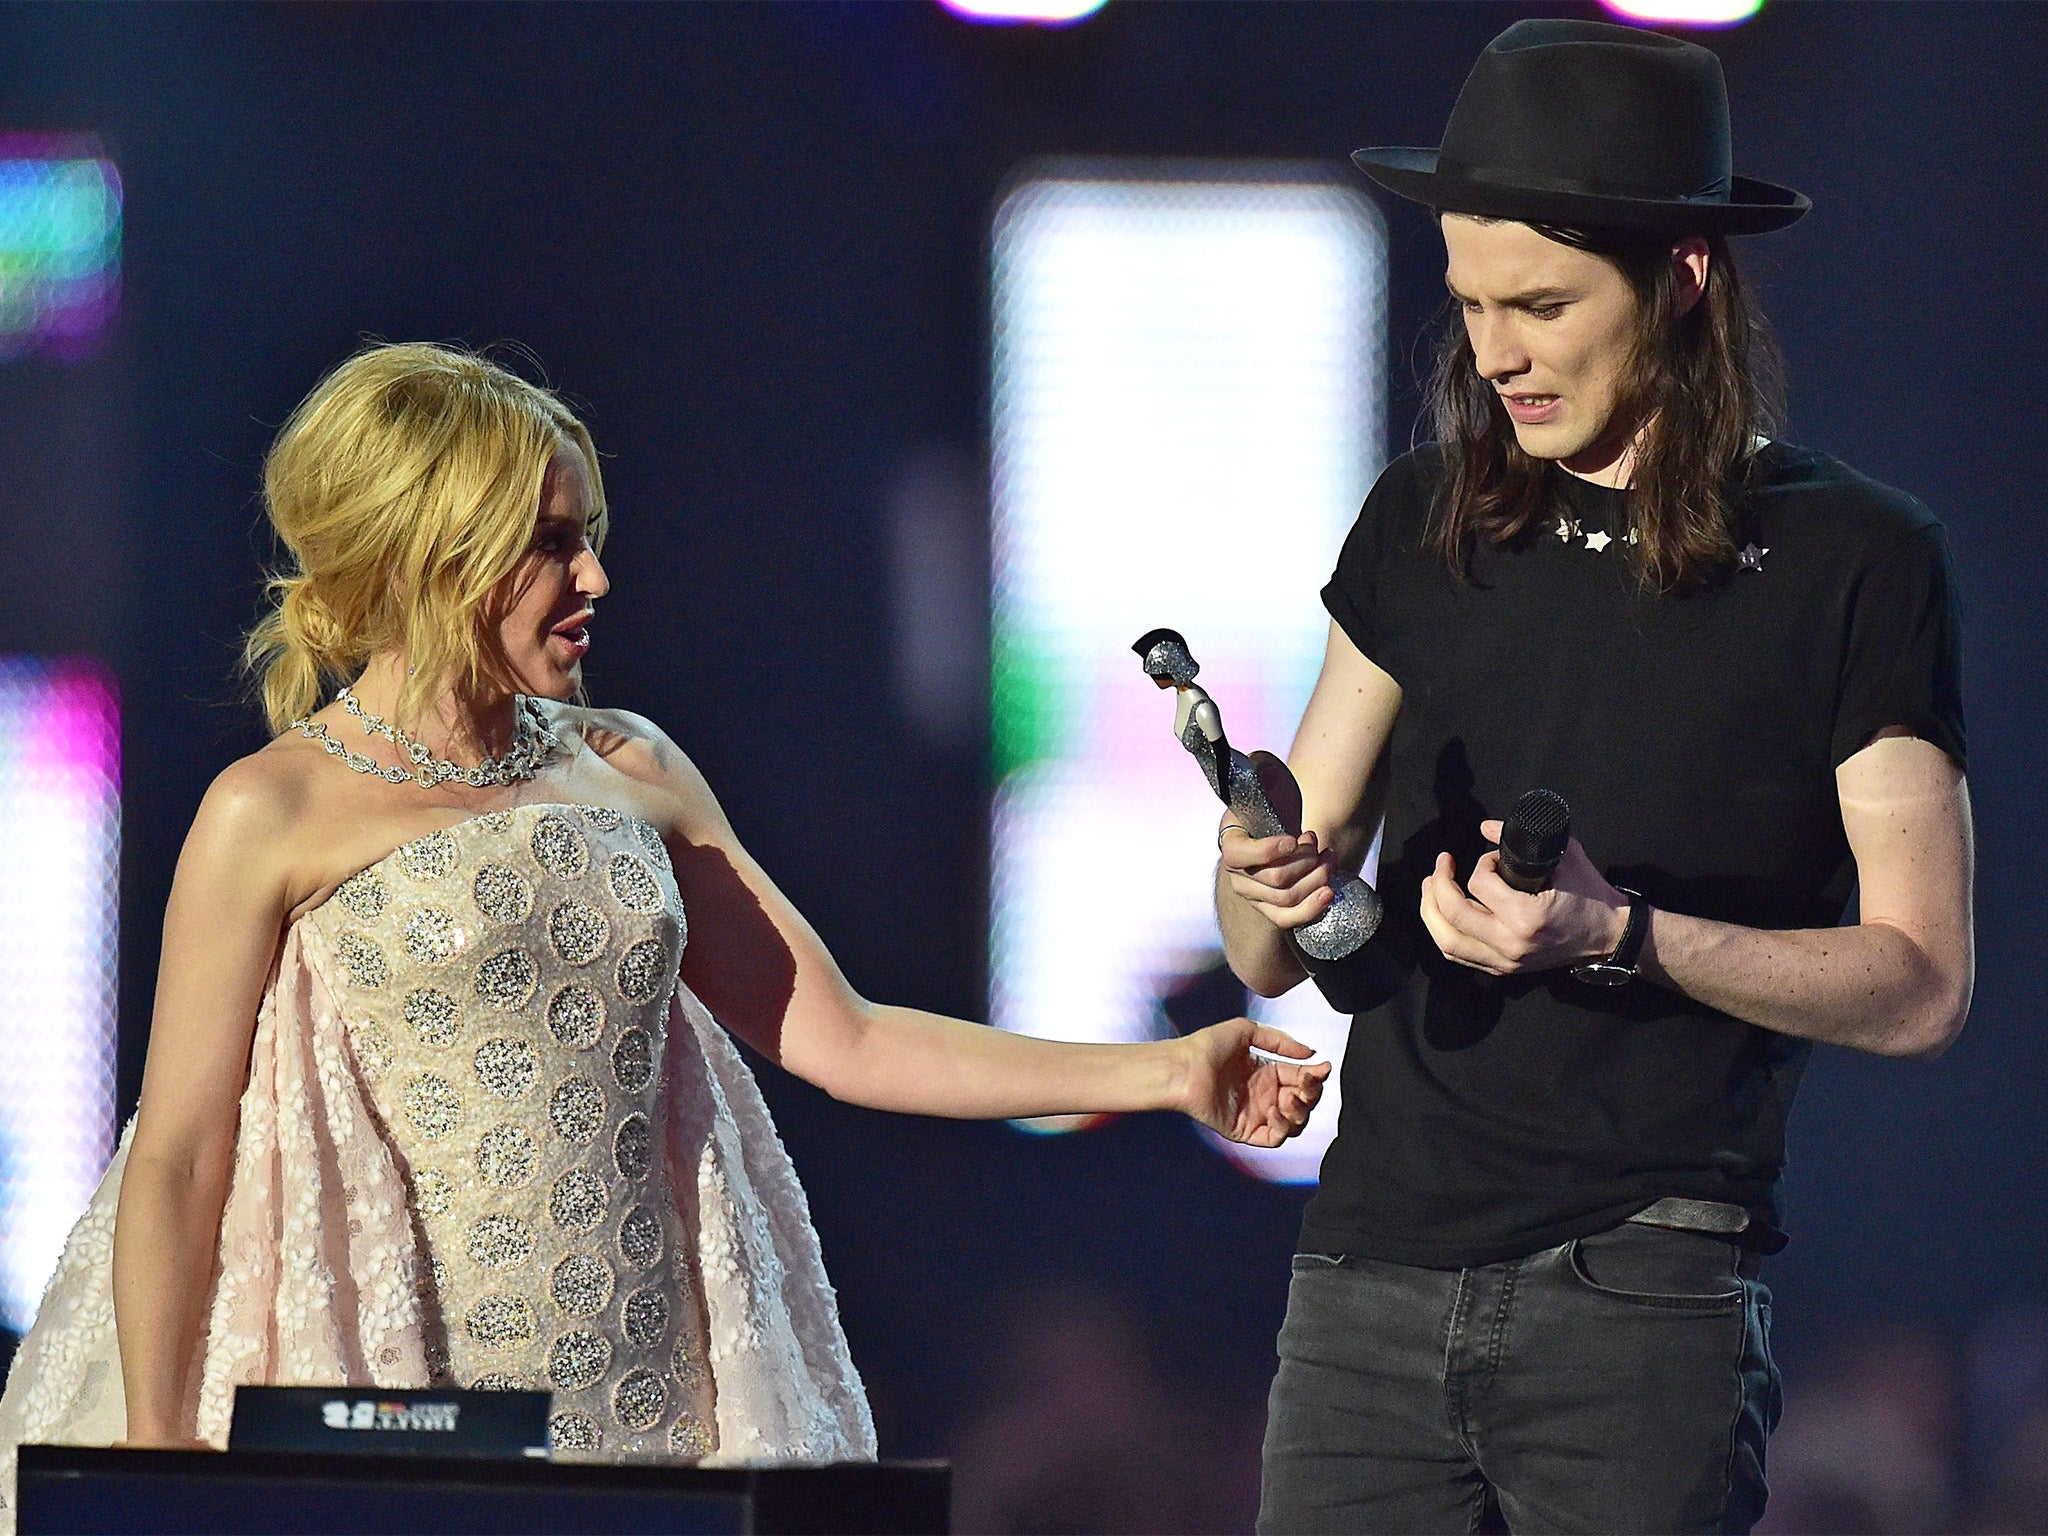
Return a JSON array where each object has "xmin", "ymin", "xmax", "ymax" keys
[{"xmin": 1134, "ymin": 628, "xmax": 1381, "ymax": 961}]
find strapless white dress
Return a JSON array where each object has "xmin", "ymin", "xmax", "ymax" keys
[{"xmin": 0, "ymin": 802, "xmax": 874, "ymax": 1527}]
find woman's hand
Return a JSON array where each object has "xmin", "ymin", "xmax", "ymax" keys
[
  {"xmin": 1178, "ymin": 1019, "xmax": 1333, "ymax": 1147},
  {"xmin": 1216, "ymin": 749, "xmax": 1341, "ymax": 935},
  {"xmin": 1419, "ymin": 819, "xmax": 1629, "ymax": 975},
  {"xmin": 1219, "ymin": 820, "xmax": 1340, "ymax": 932}
]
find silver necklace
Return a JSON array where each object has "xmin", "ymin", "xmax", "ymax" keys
[{"xmin": 289, "ymin": 688, "xmax": 561, "ymax": 789}]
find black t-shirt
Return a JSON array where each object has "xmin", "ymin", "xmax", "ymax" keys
[{"xmin": 1301, "ymin": 441, "xmax": 1965, "ymax": 1268}]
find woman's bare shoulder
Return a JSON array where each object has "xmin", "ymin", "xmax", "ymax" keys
[
  {"xmin": 548, "ymin": 702, "xmax": 686, "ymax": 780},
  {"xmin": 546, "ymin": 702, "xmax": 726, "ymax": 834},
  {"xmin": 181, "ymin": 734, "xmax": 330, "ymax": 881}
]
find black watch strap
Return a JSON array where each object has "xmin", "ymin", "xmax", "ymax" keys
[{"xmin": 1571, "ymin": 887, "xmax": 1647, "ymax": 986}]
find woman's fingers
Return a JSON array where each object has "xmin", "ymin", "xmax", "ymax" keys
[
  {"xmin": 1221, "ymin": 828, "xmax": 1329, "ymax": 887},
  {"xmin": 1249, "ymin": 1023, "xmax": 1316, "ymax": 1059},
  {"xmin": 1226, "ymin": 848, "xmax": 1325, "ymax": 893},
  {"xmin": 1219, "ymin": 826, "xmax": 1307, "ymax": 871},
  {"xmin": 1228, "ymin": 864, "xmax": 1336, "ymax": 930}
]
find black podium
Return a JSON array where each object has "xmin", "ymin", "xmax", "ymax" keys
[{"xmin": 15, "ymin": 1445, "xmax": 950, "ymax": 1534}]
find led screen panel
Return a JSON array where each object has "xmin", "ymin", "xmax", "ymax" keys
[
  {"xmin": 0, "ymin": 134, "xmax": 122, "ymax": 359},
  {"xmin": 0, "ymin": 657, "xmax": 119, "ymax": 1330},
  {"xmin": 990, "ymin": 166, "xmax": 1386, "ymax": 1181}
]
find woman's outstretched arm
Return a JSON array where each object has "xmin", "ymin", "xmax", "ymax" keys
[
  {"xmin": 589, "ymin": 712, "xmax": 1330, "ymax": 1146},
  {"xmin": 113, "ymin": 761, "xmax": 301, "ymax": 1446}
]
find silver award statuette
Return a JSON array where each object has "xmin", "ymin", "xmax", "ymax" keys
[{"xmin": 1134, "ymin": 628, "xmax": 1381, "ymax": 961}]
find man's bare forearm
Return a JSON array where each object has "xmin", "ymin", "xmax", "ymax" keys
[
  {"xmin": 1216, "ymin": 863, "xmax": 1308, "ymax": 997},
  {"xmin": 1642, "ymin": 909, "xmax": 1969, "ymax": 1059}
]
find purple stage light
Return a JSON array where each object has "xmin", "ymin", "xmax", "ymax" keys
[{"xmin": 0, "ymin": 657, "xmax": 120, "ymax": 1330}]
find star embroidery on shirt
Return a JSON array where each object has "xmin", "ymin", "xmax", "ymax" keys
[
  {"xmin": 1584, "ymin": 529, "xmax": 1613, "ymax": 553},
  {"xmin": 1739, "ymin": 542, "xmax": 1770, "ymax": 571},
  {"xmin": 1555, "ymin": 516, "xmax": 1580, "ymax": 542}
]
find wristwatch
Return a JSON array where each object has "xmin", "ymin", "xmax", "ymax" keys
[{"xmin": 1571, "ymin": 887, "xmax": 1648, "ymax": 986}]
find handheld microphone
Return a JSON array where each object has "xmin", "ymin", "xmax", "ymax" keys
[{"xmin": 1498, "ymin": 789, "xmax": 1571, "ymax": 894}]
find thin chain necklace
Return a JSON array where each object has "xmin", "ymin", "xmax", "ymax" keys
[{"xmin": 289, "ymin": 688, "xmax": 561, "ymax": 789}]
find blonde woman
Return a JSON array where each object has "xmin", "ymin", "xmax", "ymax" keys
[{"xmin": 0, "ymin": 343, "xmax": 1327, "ymax": 1503}]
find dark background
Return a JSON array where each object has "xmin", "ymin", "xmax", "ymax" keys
[{"xmin": 1, "ymin": 4, "xmax": 2042, "ymax": 1529}]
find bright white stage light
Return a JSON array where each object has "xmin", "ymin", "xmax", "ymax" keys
[
  {"xmin": 989, "ymin": 166, "xmax": 1386, "ymax": 1182},
  {"xmin": 938, "ymin": 0, "xmax": 1108, "ymax": 25},
  {"xmin": 0, "ymin": 658, "xmax": 119, "ymax": 1331},
  {"xmin": 1598, "ymin": 0, "xmax": 1763, "ymax": 26}
]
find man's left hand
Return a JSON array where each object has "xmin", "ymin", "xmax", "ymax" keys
[{"xmin": 1419, "ymin": 818, "xmax": 1630, "ymax": 975}]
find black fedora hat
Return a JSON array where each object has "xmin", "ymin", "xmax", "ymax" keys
[{"xmin": 1354, "ymin": 18, "xmax": 1808, "ymax": 237}]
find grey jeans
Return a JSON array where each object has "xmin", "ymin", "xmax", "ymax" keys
[{"xmin": 1258, "ymin": 1223, "xmax": 1780, "ymax": 1534}]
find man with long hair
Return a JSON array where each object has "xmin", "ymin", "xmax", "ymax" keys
[{"xmin": 1218, "ymin": 20, "xmax": 1972, "ymax": 1533}]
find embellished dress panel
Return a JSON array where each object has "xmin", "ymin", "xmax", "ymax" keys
[
  {"xmin": 0, "ymin": 802, "xmax": 875, "ymax": 1531},
  {"xmin": 303, "ymin": 804, "xmax": 712, "ymax": 1461}
]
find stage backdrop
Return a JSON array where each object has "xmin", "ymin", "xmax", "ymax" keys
[{"xmin": 0, "ymin": 4, "xmax": 2040, "ymax": 1525}]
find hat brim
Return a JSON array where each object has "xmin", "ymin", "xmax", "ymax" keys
[{"xmin": 1353, "ymin": 146, "xmax": 1809, "ymax": 236}]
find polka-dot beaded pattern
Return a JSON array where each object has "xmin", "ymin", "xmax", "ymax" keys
[
  {"xmin": 622, "ymin": 1287, "xmax": 668, "ymax": 1348},
  {"xmin": 335, "ymin": 933, "xmax": 388, "ymax": 989},
  {"xmin": 398, "ymin": 830, "xmax": 460, "ymax": 882},
  {"xmin": 551, "ymin": 1077, "xmax": 606, "ymax": 1143},
  {"xmin": 614, "ymin": 1114, "xmax": 654, "ymax": 1182},
  {"xmin": 414, "ymin": 1167, "xmax": 454, "ymax": 1217},
  {"xmin": 669, "ymin": 1416, "xmax": 713, "ymax": 1458},
  {"xmin": 404, "ymin": 1074, "xmax": 462, "ymax": 1140},
  {"xmin": 405, "ymin": 987, "xmax": 461, "ymax": 1048},
  {"xmin": 634, "ymin": 820, "xmax": 672, "ymax": 872},
  {"xmin": 472, "ymin": 864, "xmax": 534, "ymax": 925},
  {"xmin": 549, "ymin": 1329, "xmax": 612, "ymax": 1391},
  {"xmin": 350, "ymin": 1020, "xmax": 394, "ymax": 1081},
  {"xmin": 308, "ymin": 802, "xmax": 709, "ymax": 1458},
  {"xmin": 611, "ymin": 1028, "xmax": 654, "ymax": 1093},
  {"xmin": 466, "ymin": 1293, "xmax": 538, "ymax": 1349},
  {"xmin": 548, "ymin": 1168, "xmax": 610, "ymax": 1235},
  {"xmin": 468, "ymin": 1213, "xmax": 537, "ymax": 1270},
  {"xmin": 334, "ymin": 868, "xmax": 389, "ymax": 922},
  {"xmin": 551, "ymin": 1252, "xmax": 616, "ymax": 1317},
  {"xmin": 548, "ymin": 901, "xmax": 611, "ymax": 966},
  {"xmin": 607, "ymin": 854, "xmax": 664, "ymax": 916},
  {"xmin": 474, "ymin": 1037, "xmax": 540, "ymax": 1101},
  {"xmin": 613, "ymin": 1369, "xmax": 667, "ymax": 1431},
  {"xmin": 476, "ymin": 1125, "xmax": 538, "ymax": 1190},
  {"xmin": 547, "ymin": 984, "xmax": 606, "ymax": 1050},
  {"xmin": 551, "ymin": 1409, "xmax": 601, "ymax": 1453}
]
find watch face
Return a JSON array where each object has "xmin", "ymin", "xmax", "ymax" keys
[{"xmin": 1573, "ymin": 962, "xmax": 1635, "ymax": 987}]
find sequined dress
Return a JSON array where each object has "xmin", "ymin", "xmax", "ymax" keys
[{"xmin": 0, "ymin": 803, "xmax": 874, "ymax": 1524}]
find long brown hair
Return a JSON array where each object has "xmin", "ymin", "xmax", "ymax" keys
[{"xmin": 1423, "ymin": 223, "xmax": 1785, "ymax": 593}]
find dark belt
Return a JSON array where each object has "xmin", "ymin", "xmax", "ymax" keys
[{"xmin": 1625, "ymin": 1196, "xmax": 1752, "ymax": 1238}]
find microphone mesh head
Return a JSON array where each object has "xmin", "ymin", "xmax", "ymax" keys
[{"xmin": 1501, "ymin": 789, "xmax": 1571, "ymax": 868}]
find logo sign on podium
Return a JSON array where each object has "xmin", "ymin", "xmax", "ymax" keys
[{"xmin": 229, "ymin": 1386, "xmax": 551, "ymax": 1460}]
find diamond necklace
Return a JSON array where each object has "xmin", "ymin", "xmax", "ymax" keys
[{"xmin": 288, "ymin": 688, "xmax": 561, "ymax": 789}]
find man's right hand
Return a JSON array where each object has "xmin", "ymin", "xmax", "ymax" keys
[
  {"xmin": 1212, "ymin": 622, "xmax": 1400, "ymax": 996},
  {"xmin": 1219, "ymin": 816, "xmax": 1339, "ymax": 932}
]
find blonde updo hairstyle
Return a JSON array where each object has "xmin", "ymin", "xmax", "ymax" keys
[{"xmin": 244, "ymin": 342, "xmax": 607, "ymax": 735}]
